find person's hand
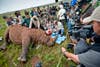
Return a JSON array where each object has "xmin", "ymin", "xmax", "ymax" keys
[
  {"xmin": 80, "ymin": 17, "xmax": 83, "ymax": 23},
  {"xmin": 61, "ymin": 47, "xmax": 67, "ymax": 55}
]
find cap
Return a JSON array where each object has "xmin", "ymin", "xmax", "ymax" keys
[{"xmin": 83, "ymin": 6, "xmax": 100, "ymax": 24}]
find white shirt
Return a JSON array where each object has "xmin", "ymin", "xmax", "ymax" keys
[
  {"xmin": 57, "ymin": 8, "xmax": 66, "ymax": 20},
  {"xmin": 57, "ymin": 21, "xmax": 64, "ymax": 30},
  {"xmin": 29, "ymin": 17, "xmax": 40, "ymax": 28}
]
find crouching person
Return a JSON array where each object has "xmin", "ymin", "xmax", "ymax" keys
[
  {"xmin": 29, "ymin": 16, "xmax": 40, "ymax": 29},
  {"xmin": 61, "ymin": 6, "xmax": 100, "ymax": 67},
  {"xmin": 53, "ymin": 20, "xmax": 64, "ymax": 35}
]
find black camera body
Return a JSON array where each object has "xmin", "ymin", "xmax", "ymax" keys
[{"xmin": 70, "ymin": 25, "xmax": 93, "ymax": 40}]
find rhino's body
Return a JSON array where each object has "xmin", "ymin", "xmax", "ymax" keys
[{"xmin": 0, "ymin": 24, "xmax": 55, "ymax": 62}]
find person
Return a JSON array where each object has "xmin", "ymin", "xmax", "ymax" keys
[
  {"xmin": 80, "ymin": 0, "xmax": 98, "ymax": 23},
  {"xmin": 22, "ymin": 11, "xmax": 30, "ymax": 27},
  {"xmin": 70, "ymin": 6, "xmax": 75, "ymax": 16},
  {"xmin": 3, "ymin": 16, "xmax": 14, "ymax": 27},
  {"xmin": 61, "ymin": 6, "xmax": 100, "ymax": 67},
  {"xmin": 53, "ymin": 20, "xmax": 64, "ymax": 35},
  {"xmin": 45, "ymin": 19, "xmax": 53, "ymax": 35},
  {"xmin": 29, "ymin": 16, "xmax": 40, "ymax": 29},
  {"xmin": 14, "ymin": 11, "xmax": 23, "ymax": 24},
  {"xmin": 30, "ymin": 8, "xmax": 39, "ymax": 17},
  {"xmin": 30, "ymin": 8, "xmax": 35, "ymax": 17},
  {"xmin": 57, "ymin": 5, "xmax": 66, "ymax": 27},
  {"xmin": 67, "ymin": 14, "xmax": 75, "ymax": 33}
]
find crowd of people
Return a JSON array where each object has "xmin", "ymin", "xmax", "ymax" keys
[
  {"xmin": 61, "ymin": 0, "xmax": 100, "ymax": 67},
  {"xmin": 3, "ymin": 4, "xmax": 65, "ymax": 36},
  {"xmin": 2, "ymin": 0, "xmax": 100, "ymax": 67}
]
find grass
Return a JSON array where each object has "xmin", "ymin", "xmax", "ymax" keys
[{"xmin": 0, "ymin": 12, "xmax": 76, "ymax": 67}]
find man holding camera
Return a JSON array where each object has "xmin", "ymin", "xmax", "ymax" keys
[{"xmin": 61, "ymin": 6, "xmax": 100, "ymax": 67}]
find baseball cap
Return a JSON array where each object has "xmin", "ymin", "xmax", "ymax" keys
[{"xmin": 83, "ymin": 6, "xmax": 100, "ymax": 24}]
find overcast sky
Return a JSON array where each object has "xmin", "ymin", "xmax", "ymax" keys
[{"xmin": 0, "ymin": 0, "xmax": 55, "ymax": 14}]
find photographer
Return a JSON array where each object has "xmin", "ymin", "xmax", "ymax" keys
[
  {"xmin": 61, "ymin": 6, "xmax": 100, "ymax": 67},
  {"xmin": 69, "ymin": 0, "xmax": 97, "ymax": 45}
]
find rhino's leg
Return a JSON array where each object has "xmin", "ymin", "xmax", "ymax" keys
[
  {"xmin": 18, "ymin": 36, "xmax": 30, "ymax": 62},
  {"xmin": 0, "ymin": 29, "xmax": 9, "ymax": 50}
]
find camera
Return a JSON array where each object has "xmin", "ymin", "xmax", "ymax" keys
[{"xmin": 69, "ymin": 25, "xmax": 93, "ymax": 40}]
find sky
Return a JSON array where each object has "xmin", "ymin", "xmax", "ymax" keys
[{"xmin": 0, "ymin": 0, "xmax": 55, "ymax": 14}]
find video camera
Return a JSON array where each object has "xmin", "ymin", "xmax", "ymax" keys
[{"xmin": 70, "ymin": 25, "xmax": 93, "ymax": 40}]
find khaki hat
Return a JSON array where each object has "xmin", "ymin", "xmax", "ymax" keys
[{"xmin": 83, "ymin": 6, "xmax": 100, "ymax": 24}]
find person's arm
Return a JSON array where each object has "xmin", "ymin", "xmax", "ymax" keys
[
  {"xmin": 57, "ymin": 10, "xmax": 60, "ymax": 19},
  {"xmin": 29, "ymin": 19, "xmax": 33, "ymax": 28},
  {"xmin": 18, "ymin": 16, "xmax": 22, "ymax": 24},
  {"xmin": 37, "ymin": 20, "xmax": 40, "ymax": 29},
  {"xmin": 11, "ymin": 21, "xmax": 16, "ymax": 25},
  {"xmin": 61, "ymin": 47, "xmax": 80, "ymax": 64},
  {"xmin": 37, "ymin": 22, "xmax": 40, "ymax": 29}
]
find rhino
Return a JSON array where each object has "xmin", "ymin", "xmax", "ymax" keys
[{"xmin": 0, "ymin": 24, "xmax": 56, "ymax": 62}]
